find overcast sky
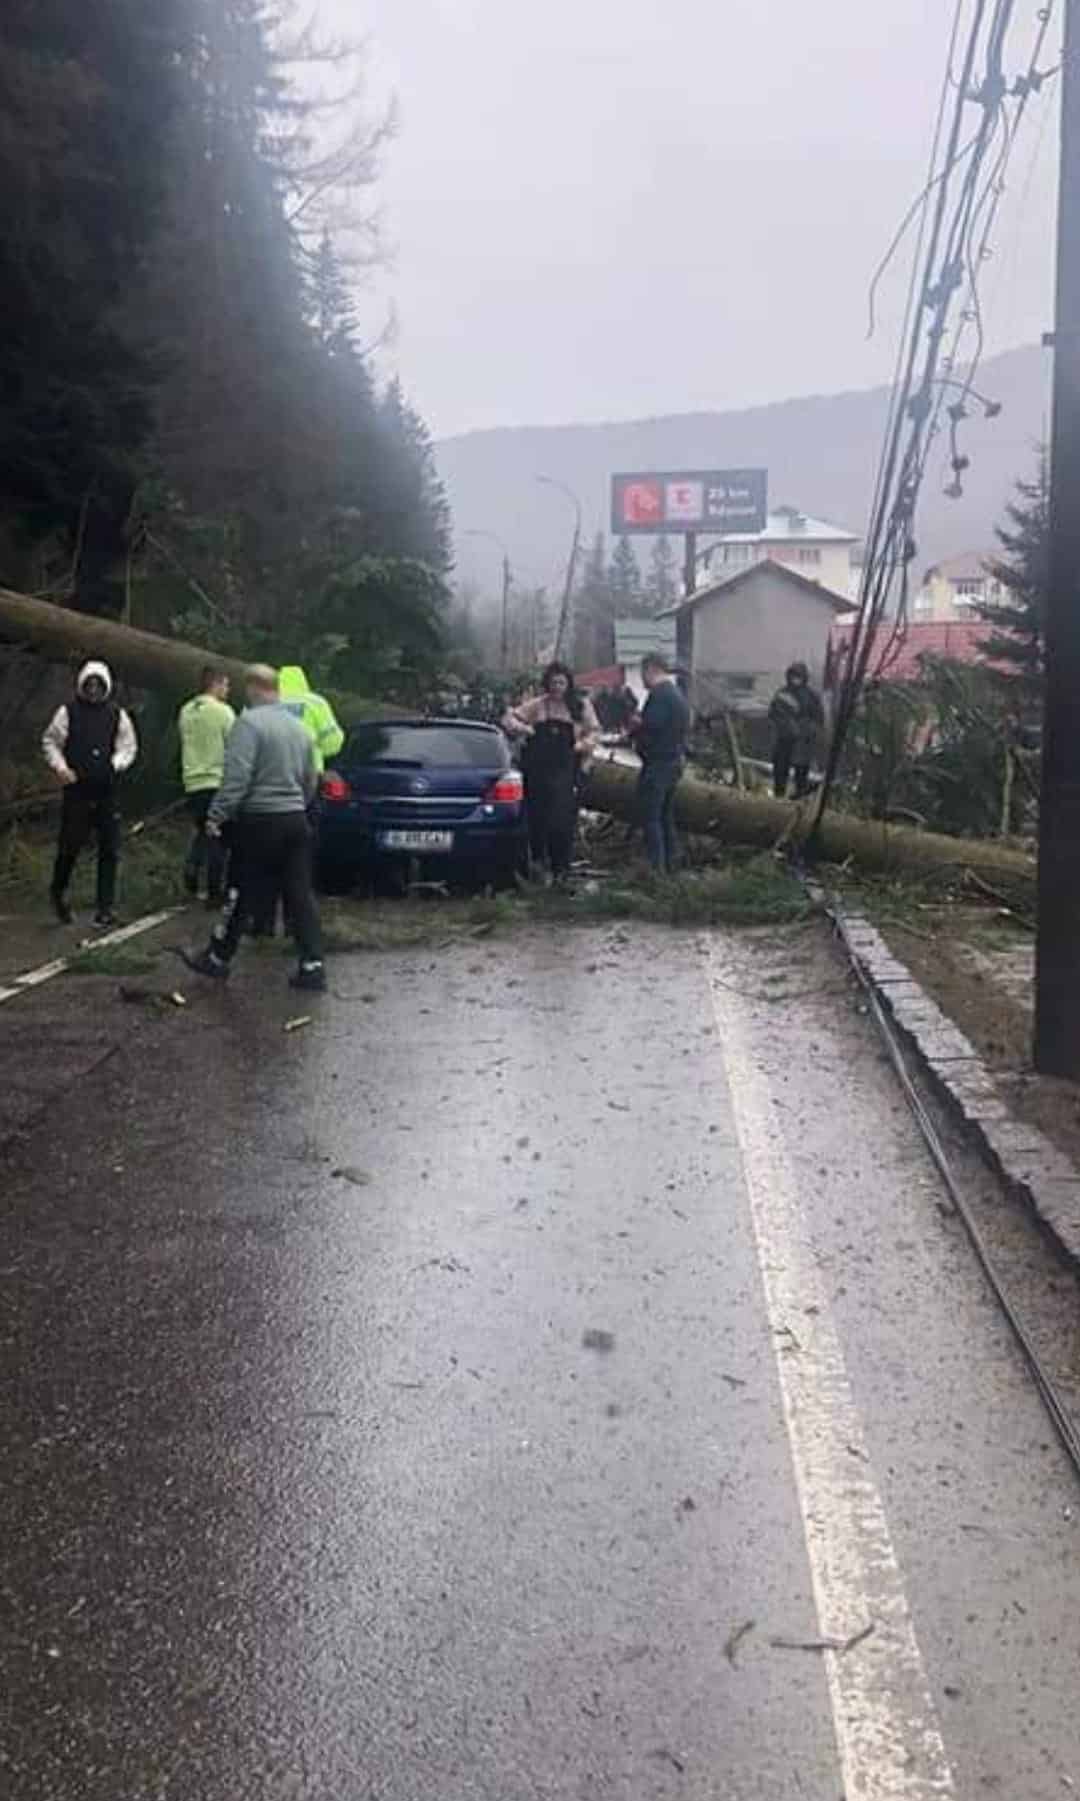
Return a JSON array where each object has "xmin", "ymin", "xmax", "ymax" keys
[{"xmin": 322, "ymin": 0, "xmax": 1059, "ymax": 440}]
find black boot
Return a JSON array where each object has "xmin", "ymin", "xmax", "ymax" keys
[
  {"xmin": 289, "ymin": 961, "xmax": 326, "ymax": 993},
  {"xmin": 181, "ymin": 947, "xmax": 230, "ymax": 981}
]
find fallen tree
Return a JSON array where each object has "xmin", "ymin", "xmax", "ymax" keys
[
  {"xmin": 583, "ymin": 757, "xmax": 1036, "ymax": 898},
  {"xmin": 0, "ymin": 587, "xmax": 389, "ymax": 727},
  {"xmin": 0, "ymin": 585, "xmax": 1037, "ymax": 892}
]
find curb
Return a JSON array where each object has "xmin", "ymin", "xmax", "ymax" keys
[{"xmin": 839, "ymin": 912, "xmax": 1080, "ymax": 1268}]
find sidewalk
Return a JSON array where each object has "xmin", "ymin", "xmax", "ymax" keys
[{"xmin": 847, "ymin": 913, "xmax": 1080, "ymax": 1267}]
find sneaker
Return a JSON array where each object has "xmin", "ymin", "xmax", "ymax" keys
[
  {"xmin": 180, "ymin": 947, "xmax": 230, "ymax": 982},
  {"xmin": 93, "ymin": 910, "xmax": 118, "ymax": 929},
  {"xmin": 50, "ymin": 892, "xmax": 73, "ymax": 926},
  {"xmin": 289, "ymin": 962, "xmax": 327, "ymax": 993}
]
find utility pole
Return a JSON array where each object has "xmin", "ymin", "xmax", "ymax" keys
[
  {"xmin": 464, "ymin": 527, "xmax": 513, "ymax": 675},
  {"xmin": 1036, "ymin": 0, "xmax": 1080, "ymax": 1075},
  {"xmin": 536, "ymin": 475, "xmax": 582, "ymax": 664},
  {"xmin": 683, "ymin": 532, "xmax": 697, "ymax": 600},
  {"xmin": 500, "ymin": 553, "xmax": 512, "ymax": 673}
]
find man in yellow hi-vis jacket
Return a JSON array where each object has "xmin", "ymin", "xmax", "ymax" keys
[
  {"xmin": 278, "ymin": 667, "xmax": 344, "ymax": 773},
  {"xmin": 250, "ymin": 666, "xmax": 344, "ymax": 934}
]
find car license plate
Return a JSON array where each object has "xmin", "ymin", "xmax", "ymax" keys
[{"xmin": 379, "ymin": 829, "xmax": 454, "ymax": 852}]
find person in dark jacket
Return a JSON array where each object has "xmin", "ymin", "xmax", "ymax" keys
[
  {"xmin": 769, "ymin": 661, "xmax": 824, "ymax": 799},
  {"xmin": 42, "ymin": 660, "xmax": 138, "ymax": 926},
  {"xmin": 631, "ymin": 653, "xmax": 690, "ymax": 873}
]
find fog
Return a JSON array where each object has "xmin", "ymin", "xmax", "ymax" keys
[{"xmin": 328, "ymin": 0, "xmax": 1059, "ymax": 437}]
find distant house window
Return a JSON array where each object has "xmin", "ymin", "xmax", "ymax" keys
[
  {"xmin": 720, "ymin": 544, "xmax": 754, "ymax": 565},
  {"xmin": 724, "ymin": 673, "xmax": 756, "ymax": 694},
  {"xmin": 795, "ymin": 547, "xmax": 822, "ymax": 565},
  {"xmin": 953, "ymin": 578, "xmax": 984, "ymax": 599},
  {"xmin": 913, "ymin": 591, "xmax": 932, "ymax": 614}
]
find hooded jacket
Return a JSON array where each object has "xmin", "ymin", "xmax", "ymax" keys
[
  {"xmin": 768, "ymin": 663, "xmax": 824, "ymax": 761},
  {"xmin": 42, "ymin": 662, "xmax": 138, "ymax": 787},
  {"xmin": 278, "ymin": 666, "xmax": 344, "ymax": 774}
]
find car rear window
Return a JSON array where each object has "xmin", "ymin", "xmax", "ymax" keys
[{"xmin": 344, "ymin": 724, "xmax": 509, "ymax": 769}]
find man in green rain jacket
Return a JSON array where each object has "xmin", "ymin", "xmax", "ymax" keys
[{"xmin": 251, "ymin": 667, "xmax": 344, "ymax": 933}]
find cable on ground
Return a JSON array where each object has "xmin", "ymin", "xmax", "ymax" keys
[{"xmin": 822, "ymin": 882, "xmax": 1080, "ymax": 1484}]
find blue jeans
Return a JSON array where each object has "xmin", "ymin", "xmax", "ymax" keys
[{"xmin": 638, "ymin": 757, "xmax": 683, "ymax": 873}]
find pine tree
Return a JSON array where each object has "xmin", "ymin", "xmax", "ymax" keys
[
  {"xmin": 978, "ymin": 449, "xmax": 1048, "ymax": 697},
  {"xmin": 574, "ymin": 532, "xmax": 615, "ymax": 669},
  {"xmin": 0, "ymin": 1, "xmax": 454, "ymax": 691},
  {"xmin": 609, "ymin": 536, "xmax": 644, "ymax": 616},
  {"xmin": 0, "ymin": 0, "xmax": 181, "ymax": 606},
  {"xmin": 645, "ymin": 534, "xmax": 679, "ymax": 613},
  {"xmin": 377, "ymin": 378, "xmax": 453, "ymax": 575},
  {"xmin": 310, "ymin": 229, "xmax": 360, "ymax": 356}
]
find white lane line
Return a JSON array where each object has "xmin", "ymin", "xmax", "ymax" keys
[
  {"xmin": 705, "ymin": 937, "xmax": 955, "ymax": 1800},
  {"xmin": 0, "ymin": 909, "xmax": 182, "ymax": 1005}
]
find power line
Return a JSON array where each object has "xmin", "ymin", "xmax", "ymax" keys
[{"xmin": 810, "ymin": 0, "xmax": 1060, "ymax": 841}]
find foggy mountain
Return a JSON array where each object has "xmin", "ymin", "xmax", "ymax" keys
[{"xmin": 439, "ymin": 343, "xmax": 1048, "ymax": 600}]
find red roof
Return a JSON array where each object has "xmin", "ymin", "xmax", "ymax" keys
[{"xmin": 827, "ymin": 619, "xmax": 1012, "ymax": 683}]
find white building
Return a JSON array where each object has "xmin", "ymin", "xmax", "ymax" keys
[
  {"xmin": 697, "ymin": 505, "xmax": 859, "ymax": 601},
  {"xmin": 914, "ymin": 552, "xmax": 1004, "ymax": 623}
]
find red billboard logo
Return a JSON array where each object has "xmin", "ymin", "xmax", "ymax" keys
[
  {"xmin": 665, "ymin": 480, "xmax": 704, "ymax": 524},
  {"xmin": 619, "ymin": 479, "xmax": 663, "ymax": 527}
]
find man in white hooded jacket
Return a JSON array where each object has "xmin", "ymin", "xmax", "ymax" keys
[{"xmin": 42, "ymin": 661, "xmax": 138, "ymax": 925}]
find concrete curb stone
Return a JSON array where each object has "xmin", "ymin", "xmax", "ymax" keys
[{"xmin": 840, "ymin": 911, "xmax": 1080, "ymax": 1268}]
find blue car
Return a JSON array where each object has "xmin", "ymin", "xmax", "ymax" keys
[{"xmin": 316, "ymin": 718, "xmax": 527, "ymax": 892}]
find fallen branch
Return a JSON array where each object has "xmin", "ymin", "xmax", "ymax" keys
[
  {"xmin": 723, "ymin": 1619, "xmax": 755, "ymax": 1667},
  {"xmin": 769, "ymin": 1621, "xmax": 875, "ymax": 1656}
]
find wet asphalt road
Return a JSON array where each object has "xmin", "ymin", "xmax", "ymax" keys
[{"xmin": 3, "ymin": 916, "xmax": 1080, "ymax": 1798}]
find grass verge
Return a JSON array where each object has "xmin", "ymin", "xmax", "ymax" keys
[
  {"xmin": 0, "ymin": 817, "xmax": 188, "ymax": 918},
  {"xmin": 64, "ymin": 947, "xmax": 162, "ymax": 977}
]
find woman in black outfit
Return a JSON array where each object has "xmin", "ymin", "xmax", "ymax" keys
[{"xmin": 503, "ymin": 662, "xmax": 599, "ymax": 880}]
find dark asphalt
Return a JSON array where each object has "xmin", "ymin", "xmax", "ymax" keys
[{"xmin": 3, "ymin": 917, "xmax": 1080, "ymax": 1798}]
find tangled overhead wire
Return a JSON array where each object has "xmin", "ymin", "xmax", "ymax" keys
[{"xmin": 810, "ymin": 0, "xmax": 1060, "ymax": 844}]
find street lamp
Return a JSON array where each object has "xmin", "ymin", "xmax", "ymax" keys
[
  {"xmin": 535, "ymin": 474, "xmax": 582, "ymax": 662},
  {"xmin": 463, "ymin": 527, "xmax": 512, "ymax": 672}
]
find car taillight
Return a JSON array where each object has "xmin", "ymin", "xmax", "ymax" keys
[
  {"xmin": 321, "ymin": 772, "xmax": 350, "ymax": 803},
  {"xmin": 486, "ymin": 771, "xmax": 523, "ymax": 805}
]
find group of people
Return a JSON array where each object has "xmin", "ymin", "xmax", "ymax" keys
[
  {"xmin": 40, "ymin": 646, "xmax": 824, "ymax": 952},
  {"xmin": 42, "ymin": 658, "xmax": 341, "ymax": 992},
  {"xmin": 502, "ymin": 652, "xmax": 691, "ymax": 880},
  {"xmin": 502, "ymin": 654, "xmax": 825, "ymax": 881}
]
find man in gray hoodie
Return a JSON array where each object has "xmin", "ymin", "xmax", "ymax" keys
[{"xmin": 182, "ymin": 665, "xmax": 326, "ymax": 992}]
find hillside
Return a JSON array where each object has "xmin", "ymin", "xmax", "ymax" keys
[{"xmin": 438, "ymin": 344, "xmax": 1048, "ymax": 598}]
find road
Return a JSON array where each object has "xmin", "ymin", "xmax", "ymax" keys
[{"xmin": 3, "ymin": 912, "xmax": 1080, "ymax": 1799}]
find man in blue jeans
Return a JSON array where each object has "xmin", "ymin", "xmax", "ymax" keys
[{"xmin": 634, "ymin": 654, "xmax": 690, "ymax": 873}]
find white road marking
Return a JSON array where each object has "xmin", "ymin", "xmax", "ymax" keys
[
  {"xmin": 0, "ymin": 909, "xmax": 181, "ymax": 1005},
  {"xmin": 705, "ymin": 937, "xmax": 956, "ymax": 1799}
]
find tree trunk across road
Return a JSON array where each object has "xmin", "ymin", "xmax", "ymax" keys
[
  {"xmin": 0, "ymin": 583, "xmax": 1037, "ymax": 892},
  {"xmin": 0, "ymin": 586, "xmax": 388, "ymax": 728},
  {"xmin": 583, "ymin": 755, "xmax": 1036, "ymax": 895}
]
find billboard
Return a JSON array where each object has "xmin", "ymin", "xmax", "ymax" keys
[{"xmin": 611, "ymin": 468, "xmax": 767, "ymax": 536}]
